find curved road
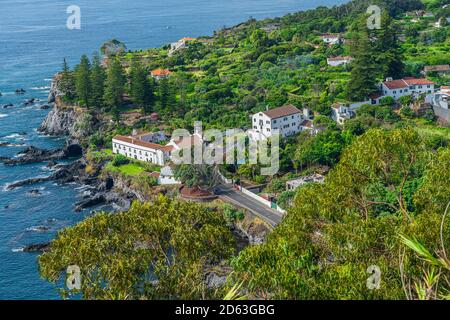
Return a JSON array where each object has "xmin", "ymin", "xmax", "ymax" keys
[{"xmin": 218, "ymin": 185, "xmax": 283, "ymax": 228}]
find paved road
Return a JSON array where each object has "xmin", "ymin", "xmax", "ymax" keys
[{"xmin": 218, "ymin": 186, "xmax": 283, "ymax": 228}]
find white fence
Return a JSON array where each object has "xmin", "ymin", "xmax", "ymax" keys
[{"xmin": 239, "ymin": 186, "xmax": 286, "ymax": 214}]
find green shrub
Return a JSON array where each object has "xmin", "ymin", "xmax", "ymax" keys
[{"xmin": 112, "ymin": 154, "xmax": 130, "ymax": 166}]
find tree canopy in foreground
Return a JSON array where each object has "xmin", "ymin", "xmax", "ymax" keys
[{"xmin": 39, "ymin": 196, "xmax": 235, "ymax": 300}]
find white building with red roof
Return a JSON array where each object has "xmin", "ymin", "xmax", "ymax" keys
[
  {"xmin": 150, "ymin": 68, "xmax": 172, "ymax": 80},
  {"xmin": 250, "ymin": 105, "xmax": 307, "ymax": 140},
  {"xmin": 169, "ymin": 37, "xmax": 197, "ymax": 56},
  {"xmin": 381, "ymin": 77, "xmax": 435, "ymax": 100},
  {"xmin": 112, "ymin": 134, "xmax": 174, "ymax": 166}
]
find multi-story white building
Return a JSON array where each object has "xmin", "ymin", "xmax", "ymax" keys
[
  {"xmin": 112, "ymin": 135, "xmax": 173, "ymax": 166},
  {"xmin": 331, "ymin": 103, "xmax": 353, "ymax": 124},
  {"xmin": 381, "ymin": 77, "xmax": 435, "ymax": 100},
  {"xmin": 250, "ymin": 105, "xmax": 304, "ymax": 140}
]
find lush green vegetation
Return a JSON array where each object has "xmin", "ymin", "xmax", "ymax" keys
[
  {"xmin": 39, "ymin": 197, "xmax": 235, "ymax": 299},
  {"xmin": 42, "ymin": 0, "xmax": 450, "ymax": 300},
  {"xmin": 232, "ymin": 128, "xmax": 450, "ymax": 299}
]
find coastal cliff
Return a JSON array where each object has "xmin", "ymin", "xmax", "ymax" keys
[{"xmin": 38, "ymin": 76, "xmax": 98, "ymax": 139}]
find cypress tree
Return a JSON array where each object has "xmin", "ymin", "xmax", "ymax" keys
[
  {"xmin": 74, "ymin": 55, "xmax": 92, "ymax": 107},
  {"xmin": 59, "ymin": 58, "xmax": 76, "ymax": 101},
  {"xmin": 347, "ymin": 18, "xmax": 378, "ymax": 102},
  {"xmin": 158, "ymin": 77, "xmax": 171, "ymax": 112},
  {"xmin": 130, "ymin": 60, "xmax": 154, "ymax": 114},
  {"xmin": 103, "ymin": 58, "xmax": 126, "ymax": 109},
  {"xmin": 90, "ymin": 53, "xmax": 106, "ymax": 109},
  {"xmin": 373, "ymin": 12, "xmax": 405, "ymax": 79}
]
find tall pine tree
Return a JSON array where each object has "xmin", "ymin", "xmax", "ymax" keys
[
  {"xmin": 103, "ymin": 58, "xmax": 126, "ymax": 109},
  {"xmin": 59, "ymin": 58, "xmax": 76, "ymax": 101},
  {"xmin": 90, "ymin": 53, "xmax": 106, "ymax": 109},
  {"xmin": 158, "ymin": 77, "xmax": 172, "ymax": 113},
  {"xmin": 372, "ymin": 12, "xmax": 405, "ymax": 79},
  {"xmin": 74, "ymin": 55, "xmax": 92, "ymax": 107},
  {"xmin": 130, "ymin": 60, "xmax": 154, "ymax": 114},
  {"xmin": 347, "ymin": 18, "xmax": 378, "ymax": 102}
]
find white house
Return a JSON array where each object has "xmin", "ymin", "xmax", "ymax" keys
[
  {"xmin": 327, "ymin": 56, "xmax": 353, "ymax": 66},
  {"xmin": 169, "ymin": 37, "xmax": 196, "ymax": 56},
  {"xmin": 381, "ymin": 77, "xmax": 435, "ymax": 100},
  {"xmin": 321, "ymin": 34, "xmax": 342, "ymax": 45},
  {"xmin": 423, "ymin": 65, "xmax": 450, "ymax": 76},
  {"xmin": 158, "ymin": 166, "xmax": 181, "ymax": 185},
  {"xmin": 150, "ymin": 69, "xmax": 172, "ymax": 80},
  {"xmin": 331, "ymin": 103, "xmax": 353, "ymax": 124},
  {"xmin": 250, "ymin": 105, "xmax": 304, "ymax": 140},
  {"xmin": 426, "ymin": 87, "xmax": 450, "ymax": 122},
  {"xmin": 112, "ymin": 135, "xmax": 174, "ymax": 166},
  {"xmin": 286, "ymin": 174, "xmax": 325, "ymax": 191}
]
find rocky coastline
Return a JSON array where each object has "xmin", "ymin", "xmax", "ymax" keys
[{"xmin": 6, "ymin": 77, "xmax": 262, "ymax": 259}]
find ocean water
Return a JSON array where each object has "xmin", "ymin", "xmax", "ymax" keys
[{"xmin": 0, "ymin": 0, "xmax": 346, "ymax": 299}]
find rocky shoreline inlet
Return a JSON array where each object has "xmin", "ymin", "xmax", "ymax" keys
[
  {"xmin": 1, "ymin": 79, "xmax": 140, "ymax": 253},
  {"xmin": 2, "ymin": 77, "xmax": 263, "ymax": 256}
]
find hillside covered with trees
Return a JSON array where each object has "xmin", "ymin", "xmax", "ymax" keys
[{"xmin": 38, "ymin": 0, "xmax": 450, "ymax": 300}]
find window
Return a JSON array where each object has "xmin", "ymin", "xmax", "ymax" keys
[
  {"xmin": 253, "ymin": 118, "xmax": 256, "ymax": 122},
  {"xmin": 267, "ymin": 128, "xmax": 270, "ymax": 132},
  {"xmin": 266, "ymin": 121, "xmax": 270, "ymax": 124},
  {"xmin": 273, "ymin": 120, "xmax": 277, "ymax": 124}
]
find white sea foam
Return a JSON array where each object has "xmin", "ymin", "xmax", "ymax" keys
[
  {"xmin": 0, "ymin": 114, "xmax": 8, "ymax": 118},
  {"xmin": 31, "ymin": 86, "xmax": 50, "ymax": 90},
  {"xmin": 3, "ymin": 133, "xmax": 21, "ymax": 139},
  {"xmin": 11, "ymin": 248, "xmax": 24, "ymax": 253}
]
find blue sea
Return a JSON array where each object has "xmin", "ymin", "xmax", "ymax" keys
[{"xmin": 0, "ymin": 0, "xmax": 346, "ymax": 299}]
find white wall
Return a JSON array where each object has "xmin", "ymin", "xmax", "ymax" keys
[
  {"xmin": 252, "ymin": 112, "xmax": 302, "ymax": 139},
  {"xmin": 112, "ymin": 139, "xmax": 167, "ymax": 166}
]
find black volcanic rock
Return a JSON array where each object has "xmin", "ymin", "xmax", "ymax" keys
[
  {"xmin": 15, "ymin": 89, "xmax": 26, "ymax": 94},
  {"xmin": 22, "ymin": 242, "xmax": 50, "ymax": 253},
  {"xmin": 1, "ymin": 146, "xmax": 65, "ymax": 166},
  {"xmin": 24, "ymin": 98, "xmax": 37, "ymax": 106},
  {"xmin": 64, "ymin": 143, "xmax": 83, "ymax": 158},
  {"xmin": 74, "ymin": 195, "xmax": 106, "ymax": 212},
  {"xmin": 28, "ymin": 189, "xmax": 42, "ymax": 196}
]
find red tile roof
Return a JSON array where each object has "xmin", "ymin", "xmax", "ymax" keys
[
  {"xmin": 300, "ymin": 120, "xmax": 313, "ymax": 128},
  {"xmin": 149, "ymin": 172, "xmax": 161, "ymax": 178},
  {"xmin": 383, "ymin": 78, "xmax": 435, "ymax": 89},
  {"xmin": 424, "ymin": 65, "xmax": 450, "ymax": 72},
  {"xmin": 151, "ymin": 69, "xmax": 172, "ymax": 77},
  {"xmin": 327, "ymin": 56, "xmax": 353, "ymax": 61},
  {"xmin": 181, "ymin": 37, "xmax": 196, "ymax": 42},
  {"xmin": 263, "ymin": 104, "xmax": 301, "ymax": 119},
  {"xmin": 369, "ymin": 93, "xmax": 383, "ymax": 100},
  {"xmin": 383, "ymin": 79, "xmax": 409, "ymax": 90},
  {"xmin": 321, "ymin": 34, "xmax": 340, "ymax": 39},
  {"xmin": 113, "ymin": 135, "xmax": 174, "ymax": 152}
]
